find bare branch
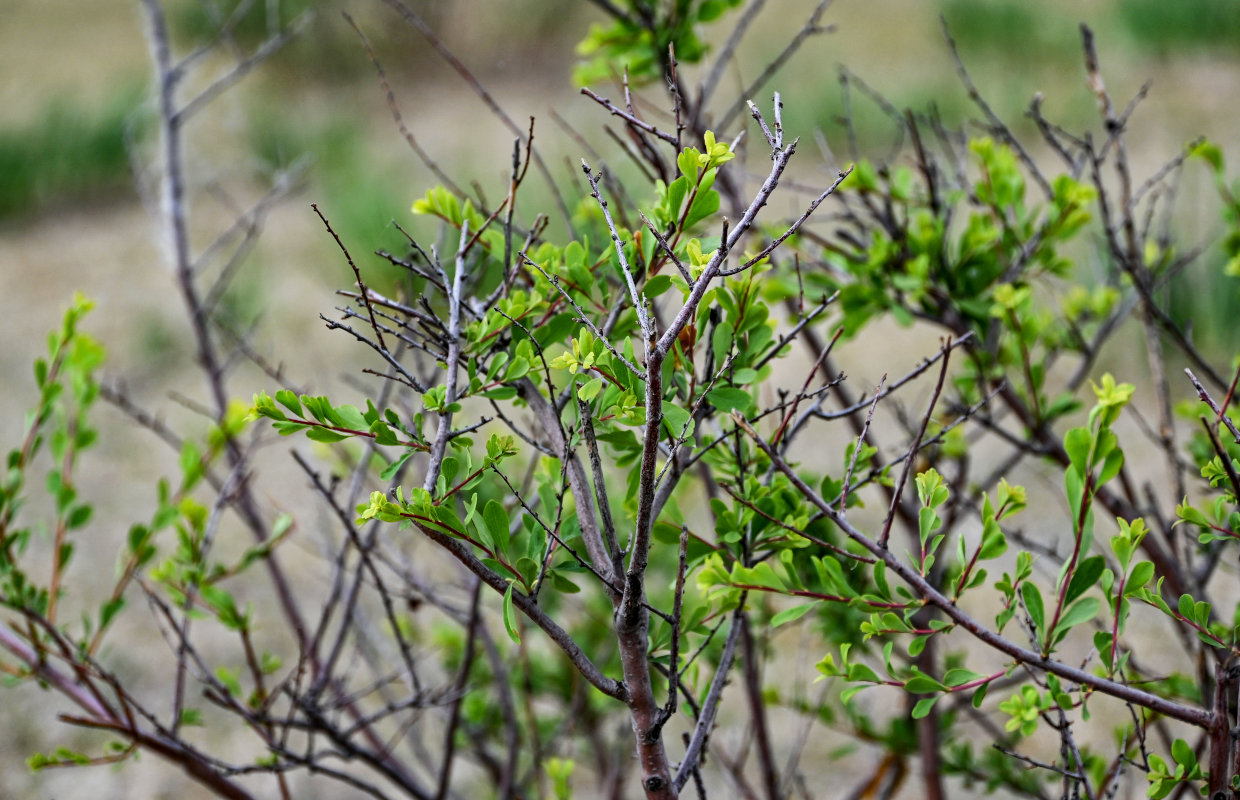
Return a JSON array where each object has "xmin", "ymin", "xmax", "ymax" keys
[
  {"xmin": 673, "ymin": 603, "xmax": 745, "ymax": 791},
  {"xmin": 733, "ymin": 414, "xmax": 1214, "ymax": 728}
]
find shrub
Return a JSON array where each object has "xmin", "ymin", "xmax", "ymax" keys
[{"xmin": 4, "ymin": 2, "xmax": 1240, "ymax": 798}]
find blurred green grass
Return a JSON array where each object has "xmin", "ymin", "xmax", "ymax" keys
[
  {"xmin": 1117, "ymin": 0, "xmax": 1240, "ymax": 57},
  {"xmin": 247, "ymin": 108, "xmax": 411, "ymax": 282},
  {"xmin": 170, "ymin": 0, "xmax": 384, "ymax": 83},
  {"xmin": 942, "ymin": 0, "xmax": 1240, "ymax": 62},
  {"xmin": 170, "ymin": 0, "xmax": 317, "ymax": 44},
  {"xmin": 941, "ymin": 0, "xmax": 1082, "ymax": 63},
  {"xmin": 0, "ymin": 84, "xmax": 144, "ymax": 220}
]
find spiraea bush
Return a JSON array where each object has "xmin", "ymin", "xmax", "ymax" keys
[{"xmin": 5, "ymin": 2, "xmax": 1240, "ymax": 798}]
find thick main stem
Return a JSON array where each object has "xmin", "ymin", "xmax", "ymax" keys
[{"xmin": 618, "ymin": 349, "xmax": 674, "ymax": 798}]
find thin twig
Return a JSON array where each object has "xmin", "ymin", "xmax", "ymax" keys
[
  {"xmin": 838, "ymin": 376, "xmax": 886, "ymax": 516},
  {"xmin": 878, "ymin": 338, "xmax": 955, "ymax": 549},
  {"xmin": 673, "ymin": 602, "xmax": 746, "ymax": 791}
]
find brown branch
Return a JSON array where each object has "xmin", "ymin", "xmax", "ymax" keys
[
  {"xmin": 733, "ymin": 414, "xmax": 1213, "ymax": 729},
  {"xmin": 582, "ymin": 87, "xmax": 679, "ymax": 146},
  {"xmin": 879, "ymin": 337, "xmax": 955, "ymax": 549},
  {"xmin": 1187, "ymin": 369, "xmax": 1240, "ymax": 444}
]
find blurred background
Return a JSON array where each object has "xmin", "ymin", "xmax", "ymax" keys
[{"xmin": 2, "ymin": 0, "xmax": 1239, "ymax": 797}]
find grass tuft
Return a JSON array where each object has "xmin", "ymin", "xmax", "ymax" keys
[{"xmin": 0, "ymin": 85, "xmax": 145, "ymax": 220}]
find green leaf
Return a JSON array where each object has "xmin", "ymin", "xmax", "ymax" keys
[
  {"xmin": 771, "ymin": 603, "xmax": 815, "ymax": 628},
  {"xmin": 904, "ymin": 674, "xmax": 944, "ymax": 694},
  {"xmin": 98, "ymin": 596, "xmax": 125, "ymax": 631},
  {"xmin": 706, "ymin": 386, "xmax": 752, "ymax": 413},
  {"xmin": 1063, "ymin": 555, "xmax": 1105, "ymax": 606},
  {"xmin": 911, "ymin": 695, "xmax": 941, "ymax": 719},
  {"xmin": 271, "ymin": 420, "xmax": 306, "ymax": 436},
  {"xmin": 1021, "ymin": 582, "xmax": 1045, "ymax": 636},
  {"xmin": 550, "ymin": 570, "xmax": 581, "ymax": 594},
  {"xmin": 729, "ymin": 368, "xmax": 757, "ymax": 384},
  {"xmin": 506, "ymin": 356, "xmax": 531, "ymax": 382},
  {"xmin": 676, "ymin": 152, "xmax": 700, "ymax": 184},
  {"xmin": 1097, "ymin": 447, "xmax": 1124, "ymax": 486},
  {"xmin": 644, "ymin": 274, "xmax": 673, "ymax": 297},
  {"xmin": 515, "ymin": 556, "xmax": 539, "ymax": 588},
  {"xmin": 215, "ymin": 666, "xmax": 242, "ymax": 697},
  {"xmin": 179, "ymin": 440, "xmax": 203, "ymax": 491},
  {"xmin": 578, "ymin": 377, "xmax": 605, "ymax": 402},
  {"xmin": 275, "ymin": 390, "xmax": 303, "ymax": 416},
  {"xmin": 66, "ymin": 503, "xmax": 92, "ymax": 529},
  {"xmin": 305, "ymin": 426, "xmax": 349, "ymax": 443},
  {"xmin": 684, "ymin": 169, "xmax": 719, "ymax": 229},
  {"xmin": 201, "ymin": 585, "xmax": 246, "ymax": 630},
  {"xmin": 1052, "ymin": 596, "xmax": 1100, "ymax": 641},
  {"xmin": 440, "ymin": 457, "xmax": 460, "ymax": 489},
  {"xmin": 1190, "ymin": 138, "xmax": 1224, "ymax": 172},
  {"xmin": 712, "ymin": 321, "xmax": 734, "ymax": 362},
  {"xmin": 1178, "ymin": 593, "xmax": 1195, "ymax": 620},
  {"xmin": 918, "ymin": 506, "xmax": 941, "ymax": 544},
  {"xmin": 502, "ymin": 583, "xmax": 521, "ymax": 643},
  {"xmin": 260, "ymin": 652, "xmax": 282, "ymax": 674},
  {"xmin": 1064, "ymin": 466, "xmax": 1084, "ymax": 519},
  {"xmin": 484, "ymin": 500, "xmax": 511, "ymax": 556},
  {"xmin": 846, "ymin": 663, "xmax": 881, "ymax": 684},
  {"xmin": 1171, "ymin": 738, "xmax": 1196, "ymax": 771},
  {"xmin": 840, "ymin": 684, "xmax": 871, "ymax": 704},
  {"xmin": 380, "ymin": 451, "xmax": 416, "ymax": 481},
  {"xmin": 1094, "ymin": 631, "xmax": 1115, "ymax": 670},
  {"xmin": 1064, "ymin": 427, "xmax": 1091, "ymax": 472},
  {"xmin": 1124, "ymin": 561, "xmax": 1155, "ymax": 595},
  {"xmin": 943, "ymin": 668, "xmax": 985, "ymax": 688},
  {"xmin": 662, "ymin": 401, "xmax": 692, "ymax": 437},
  {"xmin": 483, "ymin": 385, "xmax": 519, "ymax": 400}
]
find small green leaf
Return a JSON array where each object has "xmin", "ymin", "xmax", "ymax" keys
[
  {"xmin": 484, "ymin": 500, "xmax": 511, "ymax": 555},
  {"xmin": 1094, "ymin": 631, "xmax": 1114, "ymax": 670},
  {"xmin": 66, "ymin": 503, "xmax": 92, "ymax": 529},
  {"xmin": 645, "ymin": 274, "xmax": 673, "ymax": 297},
  {"xmin": 578, "ymin": 377, "xmax": 605, "ymax": 402},
  {"xmin": 1064, "ymin": 427, "xmax": 1091, "ymax": 472},
  {"xmin": 305, "ymin": 426, "xmax": 349, "ymax": 443},
  {"xmin": 1125, "ymin": 561, "xmax": 1155, "ymax": 595},
  {"xmin": 1022, "ymin": 582, "xmax": 1045, "ymax": 636},
  {"xmin": 1063, "ymin": 555, "xmax": 1105, "ymax": 606},
  {"xmin": 661, "ymin": 401, "xmax": 692, "ymax": 437},
  {"xmin": 1171, "ymin": 738, "xmax": 1196, "ymax": 771},
  {"xmin": 771, "ymin": 603, "xmax": 815, "ymax": 628},
  {"xmin": 380, "ymin": 451, "xmax": 416, "ymax": 482},
  {"xmin": 846, "ymin": 663, "xmax": 881, "ymax": 684},
  {"xmin": 911, "ymin": 695, "xmax": 941, "ymax": 719},
  {"xmin": 550, "ymin": 570, "xmax": 581, "ymax": 594},
  {"xmin": 275, "ymin": 390, "xmax": 303, "ymax": 417},
  {"xmin": 707, "ymin": 387, "xmax": 752, "ymax": 413},
  {"xmin": 502, "ymin": 583, "xmax": 521, "ymax": 643},
  {"xmin": 943, "ymin": 669, "xmax": 985, "ymax": 688},
  {"xmin": 98, "ymin": 596, "xmax": 125, "ymax": 631},
  {"xmin": 904, "ymin": 674, "xmax": 944, "ymax": 694},
  {"xmin": 1052, "ymin": 596, "xmax": 1100, "ymax": 641},
  {"xmin": 516, "ymin": 556, "xmax": 539, "ymax": 588}
]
